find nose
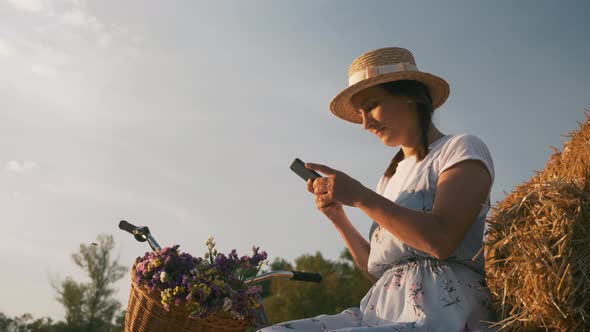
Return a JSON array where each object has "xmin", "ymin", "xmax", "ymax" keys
[{"xmin": 361, "ymin": 111, "xmax": 375, "ymax": 131}]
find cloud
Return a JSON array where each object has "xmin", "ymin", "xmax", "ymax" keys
[
  {"xmin": 0, "ymin": 40, "xmax": 68, "ymax": 79},
  {"xmin": 31, "ymin": 64, "xmax": 58, "ymax": 78},
  {"xmin": 21, "ymin": 41, "xmax": 72, "ymax": 65},
  {"xmin": 40, "ymin": 183, "xmax": 59, "ymax": 193},
  {"xmin": 60, "ymin": 8, "xmax": 116, "ymax": 49},
  {"xmin": 0, "ymin": 39, "xmax": 16, "ymax": 57},
  {"xmin": 2, "ymin": 0, "xmax": 142, "ymax": 89},
  {"xmin": 6, "ymin": 0, "xmax": 48, "ymax": 12},
  {"xmin": 6, "ymin": 0, "xmax": 82, "ymax": 13},
  {"xmin": 61, "ymin": 8, "xmax": 99, "ymax": 28},
  {"xmin": 23, "ymin": 161, "xmax": 39, "ymax": 170},
  {"xmin": 8, "ymin": 0, "xmax": 113, "ymax": 49},
  {"xmin": 96, "ymin": 31, "xmax": 112, "ymax": 48},
  {"xmin": 4, "ymin": 161, "xmax": 40, "ymax": 173}
]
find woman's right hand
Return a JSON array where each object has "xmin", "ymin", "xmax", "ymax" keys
[{"xmin": 307, "ymin": 178, "xmax": 347, "ymax": 222}]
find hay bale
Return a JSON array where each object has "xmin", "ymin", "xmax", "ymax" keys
[{"xmin": 485, "ymin": 111, "xmax": 590, "ymax": 331}]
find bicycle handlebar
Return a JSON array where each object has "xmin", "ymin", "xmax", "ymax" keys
[
  {"xmin": 119, "ymin": 220, "xmax": 138, "ymax": 234},
  {"xmin": 244, "ymin": 270, "xmax": 322, "ymax": 284},
  {"xmin": 291, "ymin": 271, "xmax": 322, "ymax": 283},
  {"xmin": 119, "ymin": 220, "xmax": 161, "ymax": 250}
]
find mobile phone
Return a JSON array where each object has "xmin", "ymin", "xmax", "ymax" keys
[{"xmin": 290, "ymin": 158, "xmax": 321, "ymax": 182}]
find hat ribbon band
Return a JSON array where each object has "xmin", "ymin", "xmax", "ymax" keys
[{"xmin": 348, "ymin": 62, "xmax": 418, "ymax": 86}]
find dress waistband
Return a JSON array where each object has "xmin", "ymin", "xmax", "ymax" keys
[{"xmin": 385, "ymin": 252, "xmax": 485, "ymax": 277}]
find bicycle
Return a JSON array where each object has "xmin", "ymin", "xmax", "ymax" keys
[{"xmin": 118, "ymin": 220, "xmax": 322, "ymax": 331}]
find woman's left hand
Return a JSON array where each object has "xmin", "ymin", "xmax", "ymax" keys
[{"xmin": 305, "ymin": 162, "xmax": 370, "ymax": 207}]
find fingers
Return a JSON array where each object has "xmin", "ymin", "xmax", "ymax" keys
[
  {"xmin": 315, "ymin": 193, "xmax": 334, "ymax": 208},
  {"xmin": 307, "ymin": 177, "xmax": 336, "ymax": 210},
  {"xmin": 311, "ymin": 177, "xmax": 329, "ymax": 188},
  {"xmin": 307, "ymin": 179, "xmax": 314, "ymax": 193},
  {"xmin": 313, "ymin": 184, "xmax": 330, "ymax": 195},
  {"xmin": 307, "ymin": 178, "xmax": 321, "ymax": 194},
  {"xmin": 308, "ymin": 178, "xmax": 331, "ymax": 195},
  {"xmin": 305, "ymin": 163, "xmax": 337, "ymax": 176}
]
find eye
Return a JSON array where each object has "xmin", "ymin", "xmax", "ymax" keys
[
  {"xmin": 365, "ymin": 102, "xmax": 378, "ymax": 112},
  {"xmin": 357, "ymin": 100, "xmax": 378, "ymax": 116}
]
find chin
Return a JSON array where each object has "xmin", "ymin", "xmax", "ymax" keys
[
  {"xmin": 382, "ymin": 139, "xmax": 398, "ymax": 147},
  {"xmin": 381, "ymin": 134, "xmax": 399, "ymax": 147},
  {"xmin": 383, "ymin": 140, "xmax": 398, "ymax": 147}
]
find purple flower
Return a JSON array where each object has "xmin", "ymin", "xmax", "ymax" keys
[{"xmin": 132, "ymin": 241, "xmax": 266, "ymax": 322}]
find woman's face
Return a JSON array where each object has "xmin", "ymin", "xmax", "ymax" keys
[{"xmin": 350, "ymin": 85, "xmax": 418, "ymax": 147}]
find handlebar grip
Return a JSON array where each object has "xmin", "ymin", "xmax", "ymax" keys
[
  {"xmin": 119, "ymin": 220, "xmax": 137, "ymax": 234},
  {"xmin": 291, "ymin": 271, "xmax": 322, "ymax": 283}
]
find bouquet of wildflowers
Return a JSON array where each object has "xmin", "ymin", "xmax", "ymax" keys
[{"xmin": 133, "ymin": 236, "xmax": 268, "ymax": 322}]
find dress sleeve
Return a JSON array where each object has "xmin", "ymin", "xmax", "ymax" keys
[{"xmin": 438, "ymin": 134, "xmax": 495, "ymax": 185}]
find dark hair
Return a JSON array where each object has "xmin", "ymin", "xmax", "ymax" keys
[{"xmin": 378, "ymin": 80, "xmax": 435, "ymax": 178}]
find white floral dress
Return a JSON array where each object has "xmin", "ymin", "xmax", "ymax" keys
[{"xmin": 259, "ymin": 134, "xmax": 499, "ymax": 332}]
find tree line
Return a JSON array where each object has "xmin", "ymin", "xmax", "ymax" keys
[
  {"xmin": 1, "ymin": 235, "xmax": 126, "ymax": 332},
  {"xmin": 0, "ymin": 235, "xmax": 373, "ymax": 331}
]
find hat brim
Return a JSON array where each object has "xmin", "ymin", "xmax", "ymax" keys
[{"xmin": 329, "ymin": 71, "xmax": 450, "ymax": 124}]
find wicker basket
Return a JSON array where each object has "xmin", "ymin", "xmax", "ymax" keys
[{"xmin": 125, "ymin": 269, "xmax": 252, "ymax": 332}]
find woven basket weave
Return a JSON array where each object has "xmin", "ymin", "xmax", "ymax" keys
[{"xmin": 125, "ymin": 269, "xmax": 251, "ymax": 332}]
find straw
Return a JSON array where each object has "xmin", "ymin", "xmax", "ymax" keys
[
  {"xmin": 484, "ymin": 111, "xmax": 590, "ymax": 331},
  {"xmin": 329, "ymin": 47, "xmax": 450, "ymax": 124}
]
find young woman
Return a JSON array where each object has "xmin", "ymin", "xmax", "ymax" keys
[{"xmin": 259, "ymin": 47, "xmax": 498, "ymax": 331}]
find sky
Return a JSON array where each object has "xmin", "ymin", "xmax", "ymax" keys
[{"xmin": 1, "ymin": 0, "xmax": 589, "ymax": 321}]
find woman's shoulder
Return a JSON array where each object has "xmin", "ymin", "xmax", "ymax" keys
[
  {"xmin": 442, "ymin": 133, "xmax": 488, "ymax": 147},
  {"xmin": 434, "ymin": 133, "xmax": 491, "ymax": 157},
  {"xmin": 433, "ymin": 132, "xmax": 495, "ymax": 182}
]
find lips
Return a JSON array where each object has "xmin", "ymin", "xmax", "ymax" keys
[{"xmin": 374, "ymin": 128, "xmax": 385, "ymax": 135}]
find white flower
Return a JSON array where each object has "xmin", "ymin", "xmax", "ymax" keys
[
  {"xmin": 205, "ymin": 236, "xmax": 216, "ymax": 250},
  {"xmin": 222, "ymin": 297, "xmax": 232, "ymax": 312},
  {"xmin": 230, "ymin": 310, "xmax": 244, "ymax": 320},
  {"xmin": 160, "ymin": 271, "xmax": 168, "ymax": 283}
]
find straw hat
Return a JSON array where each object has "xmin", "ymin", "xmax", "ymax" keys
[{"xmin": 329, "ymin": 47, "xmax": 450, "ymax": 124}]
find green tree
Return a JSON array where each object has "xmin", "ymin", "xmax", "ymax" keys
[
  {"xmin": 338, "ymin": 249, "xmax": 375, "ymax": 308},
  {"xmin": 55, "ymin": 277, "xmax": 86, "ymax": 328},
  {"xmin": 53, "ymin": 234, "xmax": 127, "ymax": 331},
  {"xmin": 262, "ymin": 248, "xmax": 373, "ymax": 324},
  {"xmin": 0, "ymin": 312, "xmax": 13, "ymax": 331},
  {"xmin": 0, "ymin": 312, "xmax": 54, "ymax": 332},
  {"xmin": 112, "ymin": 310, "xmax": 126, "ymax": 332}
]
